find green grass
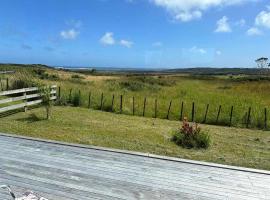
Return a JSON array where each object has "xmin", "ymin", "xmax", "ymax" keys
[
  {"xmin": 2, "ymin": 65, "xmax": 270, "ymax": 129},
  {"xmin": 1, "ymin": 106, "xmax": 270, "ymax": 170}
]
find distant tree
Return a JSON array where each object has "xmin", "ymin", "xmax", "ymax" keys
[{"xmin": 255, "ymin": 57, "xmax": 269, "ymax": 69}]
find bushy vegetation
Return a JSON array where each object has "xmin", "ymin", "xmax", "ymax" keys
[
  {"xmin": 172, "ymin": 118, "xmax": 210, "ymax": 149},
  {"xmin": 71, "ymin": 74, "xmax": 85, "ymax": 79},
  {"xmin": 71, "ymin": 91, "xmax": 82, "ymax": 107}
]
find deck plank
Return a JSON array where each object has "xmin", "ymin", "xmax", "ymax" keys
[{"xmin": 0, "ymin": 134, "xmax": 269, "ymax": 200}]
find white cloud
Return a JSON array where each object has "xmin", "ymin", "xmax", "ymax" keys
[
  {"xmin": 255, "ymin": 10, "xmax": 270, "ymax": 28},
  {"xmin": 100, "ymin": 32, "xmax": 115, "ymax": 45},
  {"xmin": 150, "ymin": 0, "xmax": 255, "ymax": 22},
  {"xmin": 190, "ymin": 46, "xmax": 207, "ymax": 54},
  {"xmin": 215, "ymin": 16, "xmax": 232, "ymax": 33},
  {"xmin": 235, "ymin": 19, "xmax": 246, "ymax": 27},
  {"xmin": 247, "ymin": 27, "xmax": 263, "ymax": 36},
  {"xmin": 60, "ymin": 29, "xmax": 79, "ymax": 39},
  {"xmin": 120, "ymin": 39, "xmax": 134, "ymax": 48},
  {"xmin": 152, "ymin": 41, "xmax": 163, "ymax": 47}
]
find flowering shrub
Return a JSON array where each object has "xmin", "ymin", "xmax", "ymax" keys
[{"xmin": 172, "ymin": 117, "xmax": 210, "ymax": 149}]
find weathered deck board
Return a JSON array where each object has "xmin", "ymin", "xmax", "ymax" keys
[{"xmin": 0, "ymin": 134, "xmax": 269, "ymax": 200}]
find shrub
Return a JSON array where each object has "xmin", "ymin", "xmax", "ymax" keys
[
  {"xmin": 172, "ymin": 118, "xmax": 210, "ymax": 149},
  {"xmin": 71, "ymin": 74, "xmax": 85, "ymax": 79},
  {"xmin": 119, "ymin": 81, "xmax": 145, "ymax": 91},
  {"xmin": 71, "ymin": 91, "xmax": 81, "ymax": 107}
]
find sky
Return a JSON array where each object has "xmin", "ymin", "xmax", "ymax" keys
[{"xmin": 0, "ymin": 0, "xmax": 270, "ymax": 68}]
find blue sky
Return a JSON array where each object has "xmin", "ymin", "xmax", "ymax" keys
[{"xmin": 0, "ymin": 0, "xmax": 270, "ymax": 68}]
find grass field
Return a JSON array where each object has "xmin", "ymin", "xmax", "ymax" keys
[
  {"xmin": 1, "ymin": 106, "xmax": 270, "ymax": 170},
  {"xmin": 1, "ymin": 65, "xmax": 270, "ymax": 129}
]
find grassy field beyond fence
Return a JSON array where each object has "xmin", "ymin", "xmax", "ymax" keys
[{"xmin": 58, "ymin": 86, "xmax": 269, "ymax": 130}]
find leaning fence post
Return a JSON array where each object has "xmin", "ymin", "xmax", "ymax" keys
[
  {"xmin": 216, "ymin": 105, "xmax": 222, "ymax": 124},
  {"xmin": 100, "ymin": 93, "xmax": 104, "ymax": 110},
  {"xmin": 246, "ymin": 107, "xmax": 251, "ymax": 128},
  {"xmin": 191, "ymin": 102, "xmax": 195, "ymax": 122},
  {"xmin": 264, "ymin": 108, "xmax": 267, "ymax": 129},
  {"xmin": 154, "ymin": 99, "xmax": 157, "ymax": 118},
  {"xmin": 120, "ymin": 95, "xmax": 123, "ymax": 114},
  {"xmin": 132, "ymin": 96, "xmax": 135, "ymax": 115},
  {"xmin": 203, "ymin": 104, "xmax": 209, "ymax": 123},
  {"xmin": 167, "ymin": 100, "xmax": 172, "ymax": 120},
  {"xmin": 180, "ymin": 101, "xmax": 184, "ymax": 121},
  {"xmin": 143, "ymin": 97, "xmax": 147, "ymax": 117},
  {"xmin": 111, "ymin": 94, "xmax": 115, "ymax": 112},
  {"xmin": 229, "ymin": 106, "xmax": 234, "ymax": 127},
  {"xmin": 88, "ymin": 92, "xmax": 91, "ymax": 108}
]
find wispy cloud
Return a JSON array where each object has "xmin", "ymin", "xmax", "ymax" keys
[
  {"xmin": 60, "ymin": 29, "xmax": 80, "ymax": 40},
  {"xmin": 100, "ymin": 32, "xmax": 115, "ymax": 45},
  {"xmin": 189, "ymin": 46, "xmax": 207, "ymax": 54},
  {"xmin": 246, "ymin": 27, "xmax": 263, "ymax": 36},
  {"xmin": 120, "ymin": 39, "xmax": 134, "ymax": 48},
  {"xmin": 215, "ymin": 16, "xmax": 232, "ymax": 33}
]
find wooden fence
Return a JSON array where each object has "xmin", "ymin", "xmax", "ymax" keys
[
  {"xmin": 0, "ymin": 78, "xmax": 9, "ymax": 91},
  {"xmin": 61, "ymin": 87, "xmax": 268, "ymax": 130},
  {"xmin": 0, "ymin": 85, "xmax": 57, "ymax": 114}
]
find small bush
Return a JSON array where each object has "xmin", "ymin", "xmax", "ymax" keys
[
  {"xmin": 71, "ymin": 74, "xmax": 85, "ymax": 79},
  {"xmin": 172, "ymin": 118, "xmax": 210, "ymax": 149},
  {"xmin": 119, "ymin": 81, "xmax": 145, "ymax": 91},
  {"xmin": 71, "ymin": 91, "xmax": 81, "ymax": 107}
]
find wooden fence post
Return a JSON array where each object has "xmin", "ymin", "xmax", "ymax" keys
[
  {"xmin": 88, "ymin": 92, "xmax": 91, "ymax": 108},
  {"xmin": 143, "ymin": 97, "xmax": 146, "ymax": 117},
  {"xmin": 154, "ymin": 99, "xmax": 157, "ymax": 118},
  {"xmin": 229, "ymin": 106, "xmax": 234, "ymax": 127},
  {"xmin": 58, "ymin": 86, "xmax": 61, "ymax": 100},
  {"xmin": 100, "ymin": 93, "xmax": 104, "ymax": 110},
  {"xmin": 69, "ymin": 89, "xmax": 72, "ymax": 103},
  {"xmin": 264, "ymin": 108, "xmax": 267, "ymax": 129},
  {"xmin": 216, "ymin": 105, "xmax": 222, "ymax": 123},
  {"xmin": 111, "ymin": 94, "xmax": 115, "ymax": 112},
  {"xmin": 132, "ymin": 96, "xmax": 135, "ymax": 115},
  {"xmin": 203, "ymin": 104, "xmax": 209, "ymax": 123},
  {"xmin": 120, "ymin": 95, "xmax": 123, "ymax": 114},
  {"xmin": 0, "ymin": 78, "xmax": 2, "ymax": 91},
  {"xmin": 166, "ymin": 100, "xmax": 172, "ymax": 120},
  {"xmin": 6, "ymin": 78, "xmax": 9, "ymax": 90},
  {"xmin": 78, "ymin": 90, "xmax": 81, "ymax": 106},
  {"xmin": 246, "ymin": 107, "xmax": 251, "ymax": 128},
  {"xmin": 23, "ymin": 91, "xmax": 27, "ymax": 112},
  {"xmin": 180, "ymin": 101, "xmax": 184, "ymax": 121},
  {"xmin": 191, "ymin": 102, "xmax": 195, "ymax": 122}
]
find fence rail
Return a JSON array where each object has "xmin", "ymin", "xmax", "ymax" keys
[{"xmin": 0, "ymin": 85, "xmax": 57, "ymax": 113}]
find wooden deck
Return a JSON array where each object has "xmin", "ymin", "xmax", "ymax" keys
[{"xmin": 0, "ymin": 134, "xmax": 269, "ymax": 200}]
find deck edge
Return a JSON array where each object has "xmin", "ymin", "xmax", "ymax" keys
[{"xmin": 0, "ymin": 132, "xmax": 269, "ymax": 175}]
